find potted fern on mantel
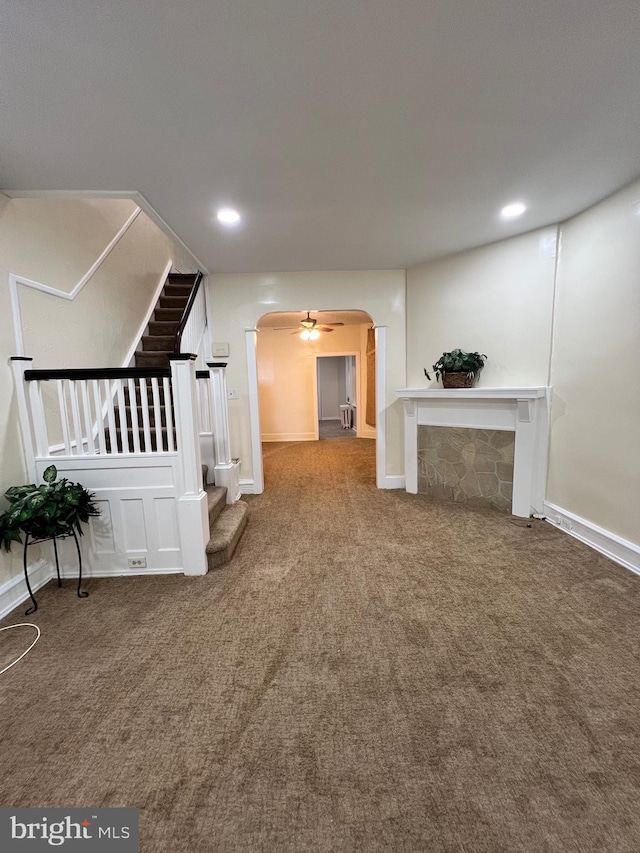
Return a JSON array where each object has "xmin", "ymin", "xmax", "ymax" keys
[
  {"xmin": 0, "ymin": 464, "xmax": 99, "ymax": 613},
  {"xmin": 425, "ymin": 349, "xmax": 487, "ymax": 388}
]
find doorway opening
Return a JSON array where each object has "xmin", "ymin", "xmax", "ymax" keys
[
  {"xmin": 250, "ymin": 309, "xmax": 384, "ymax": 489},
  {"xmin": 316, "ymin": 355, "xmax": 357, "ymax": 440}
]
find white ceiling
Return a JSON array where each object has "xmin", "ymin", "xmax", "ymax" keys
[{"xmin": 2, "ymin": 1, "xmax": 640, "ymax": 273}]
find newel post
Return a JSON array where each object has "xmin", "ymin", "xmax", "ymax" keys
[
  {"xmin": 207, "ymin": 362, "xmax": 240, "ymax": 503},
  {"xmin": 10, "ymin": 356, "xmax": 37, "ymax": 483},
  {"xmin": 169, "ymin": 354, "xmax": 209, "ymax": 575}
]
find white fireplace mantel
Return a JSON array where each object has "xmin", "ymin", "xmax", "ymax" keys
[{"xmin": 394, "ymin": 387, "xmax": 552, "ymax": 517}]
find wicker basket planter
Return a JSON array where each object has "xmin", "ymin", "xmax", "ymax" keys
[{"xmin": 442, "ymin": 372, "xmax": 475, "ymax": 389}]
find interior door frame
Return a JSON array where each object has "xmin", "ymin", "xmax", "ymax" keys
[
  {"xmin": 313, "ymin": 351, "xmax": 360, "ymax": 440},
  {"xmin": 246, "ymin": 324, "xmax": 387, "ymax": 492}
]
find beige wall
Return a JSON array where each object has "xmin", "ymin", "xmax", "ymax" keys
[
  {"xmin": 406, "ymin": 228, "xmax": 558, "ymax": 387},
  {"xmin": 257, "ymin": 323, "xmax": 374, "ymax": 441},
  {"xmin": 405, "ymin": 198, "xmax": 639, "ymax": 548},
  {"xmin": 0, "ymin": 197, "xmax": 195, "ymax": 584},
  {"xmin": 208, "ymin": 271, "xmax": 406, "ymax": 481},
  {"xmin": 546, "ymin": 183, "xmax": 640, "ymax": 544}
]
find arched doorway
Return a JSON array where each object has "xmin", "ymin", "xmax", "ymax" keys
[{"xmin": 245, "ymin": 310, "xmax": 387, "ymax": 492}]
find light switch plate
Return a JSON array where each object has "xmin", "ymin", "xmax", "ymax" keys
[{"xmin": 212, "ymin": 342, "xmax": 230, "ymax": 357}]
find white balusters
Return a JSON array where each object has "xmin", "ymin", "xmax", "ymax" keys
[
  {"xmin": 56, "ymin": 380, "xmax": 72, "ymax": 455},
  {"xmin": 163, "ymin": 377, "xmax": 175, "ymax": 452},
  {"xmin": 139, "ymin": 378, "xmax": 152, "ymax": 452},
  {"xmin": 13, "ymin": 365, "xmax": 182, "ymax": 460},
  {"xmin": 127, "ymin": 378, "xmax": 141, "ymax": 454},
  {"xmin": 91, "ymin": 380, "xmax": 107, "ymax": 455},
  {"xmin": 104, "ymin": 378, "xmax": 117, "ymax": 454},
  {"xmin": 178, "ymin": 279, "xmax": 206, "ymax": 357}
]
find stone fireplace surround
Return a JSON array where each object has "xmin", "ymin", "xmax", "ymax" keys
[{"xmin": 394, "ymin": 387, "xmax": 552, "ymax": 518}]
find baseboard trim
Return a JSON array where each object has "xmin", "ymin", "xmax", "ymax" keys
[
  {"xmin": 0, "ymin": 561, "xmax": 187, "ymax": 619},
  {"xmin": 0, "ymin": 559, "xmax": 53, "ymax": 620},
  {"xmin": 261, "ymin": 433, "xmax": 316, "ymax": 442},
  {"xmin": 543, "ymin": 501, "xmax": 640, "ymax": 576},
  {"xmin": 380, "ymin": 475, "xmax": 406, "ymax": 490},
  {"xmin": 76, "ymin": 567, "xmax": 183, "ymax": 578},
  {"xmin": 239, "ymin": 478, "xmax": 258, "ymax": 495}
]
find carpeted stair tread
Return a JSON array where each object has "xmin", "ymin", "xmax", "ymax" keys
[
  {"xmin": 154, "ymin": 308, "xmax": 183, "ymax": 322},
  {"xmin": 148, "ymin": 321, "xmax": 180, "ymax": 335},
  {"xmin": 205, "ymin": 484, "xmax": 227, "ymax": 526},
  {"xmin": 159, "ymin": 295, "xmax": 189, "ymax": 309},
  {"xmin": 141, "ymin": 335, "xmax": 175, "ymax": 351},
  {"xmin": 206, "ymin": 501, "xmax": 248, "ymax": 569},
  {"xmin": 168, "ymin": 273, "xmax": 199, "ymax": 283},
  {"xmin": 135, "ymin": 351, "xmax": 173, "ymax": 367},
  {"xmin": 165, "ymin": 283, "xmax": 195, "ymax": 296}
]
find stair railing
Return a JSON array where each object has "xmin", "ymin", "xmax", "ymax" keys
[
  {"xmin": 174, "ymin": 271, "xmax": 205, "ymax": 356},
  {"xmin": 12, "ymin": 363, "xmax": 176, "ymax": 457},
  {"xmin": 11, "ymin": 354, "xmax": 210, "ymax": 576}
]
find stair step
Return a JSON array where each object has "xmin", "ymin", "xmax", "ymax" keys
[
  {"xmin": 159, "ymin": 295, "xmax": 189, "ymax": 309},
  {"xmin": 206, "ymin": 484, "xmax": 227, "ymax": 527},
  {"xmin": 141, "ymin": 335, "xmax": 175, "ymax": 351},
  {"xmin": 148, "ymin": 321, "xmax": 179, "ymax": 336},
  {"xmin": 134, "ymin": 351, "xmax": 172, "ymax": 368},
  {"xmin": 168, "ymin": 273, "xmax": 199, "ymax": 283},
  {"xmin": 154, "ymin": 308, "xmax": 183, "ymax": 322},
  {"xmin": 165, "ymin": 283, "xmax": 194, "ymax": 296},
  {"xmin": 206, "ymin": 501, "xmax": 248, "ymax": 570}
]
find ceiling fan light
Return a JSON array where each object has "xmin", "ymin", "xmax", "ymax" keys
[
  {"xmin": 300, "ymin": 329, "xmax": 311, "ymax": 340},
  {"xmin": 309, "ymin": 329, "xmax": 320, "ymax": 340}
]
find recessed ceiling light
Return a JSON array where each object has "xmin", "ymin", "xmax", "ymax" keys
[
  {"xmin": 216, "ymin": 207, "xmax": 241, "ymax": 226},
  {"xmin": 500, "ymin": 202, "xmax": 527, "ymax": 219}
]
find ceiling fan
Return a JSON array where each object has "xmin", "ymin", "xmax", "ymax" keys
[{"xmin": 274, "ymin": 312, "xmax": 344, "ymax": 338}]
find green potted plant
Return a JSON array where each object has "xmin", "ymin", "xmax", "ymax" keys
[
  {"xmin": 425, "ymin": 349, "xmax": 487, "ymax": 388},
  {"xmin": 0, "ymin": 465, "xmax": 100, "ymax": 552}
]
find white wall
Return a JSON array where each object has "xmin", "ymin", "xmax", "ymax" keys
[
  {"xmin": 208, "ymin": 271, "xmax": 406, "ymax": 481},
  {"xmin": 0, "ymin": 197, "xmax": 196, "ymax": 585},
  {"xmin": 405, "ymin": 201, "xmax": 639, "ymax": 551},
  {"xmin": 257, "ymin": 325, "xmax": 373, "ymax": 441},
  {"xmin": 546, "ymin": 183, "xmax": 640, "ymax": 545},
  {"xmin": 406, "ymin": 228, "xmax": 558, "ymax": 387}
]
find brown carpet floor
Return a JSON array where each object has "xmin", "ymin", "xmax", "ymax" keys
[
  {"xmin": 1, "ymin": 437, "xmax": 639, "ymax": 852},
  {"xmin": 318, "ymin": 419, "xmax": 356, "ymax": 440}
]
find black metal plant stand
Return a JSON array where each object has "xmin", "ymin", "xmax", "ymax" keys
[{"xmin": 23, "ymin": 529, "xmax": 88, "ymax": 615}]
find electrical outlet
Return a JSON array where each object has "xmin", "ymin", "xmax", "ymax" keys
[{"xmin": 128, "ymin": 557, "xmax": 147, "ymax": 568}]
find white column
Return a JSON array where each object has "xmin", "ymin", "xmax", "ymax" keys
[
  {"xmin": 245, "ymin": 328, "xmax": 264, "ymax": 494},
  {"xmin": 10, "ymin": 357, "xmax": 37, "ymax": 482},
  {"xmin": 512, "ymin": 398, "xmax": 537, "ymax": 518},
  {"xmin": 374, "ymin": 325, "xmax": 387, "ymax": 489},
  {"xmin": 208, "ymin": 362, "xmax": 240, "ymax": 503},
  {"xmin": 169, "ymin": 354, "xmax": 209, "ymax": 575},
  {"xmin": 402, "ymin": 398, "xmax": 418, "ymax": 493}
]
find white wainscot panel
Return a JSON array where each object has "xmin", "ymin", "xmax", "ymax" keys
[
  {"xmin": 89, "ymin": 500, "xmax": 115, "ymax": 554},
  {"xmin": 154, "ymin": 497, "xmax": 180, "ymax": 551},
  {"xmin": 121, "ymin": 498, "xmax": 148, "ymax": 552}
]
